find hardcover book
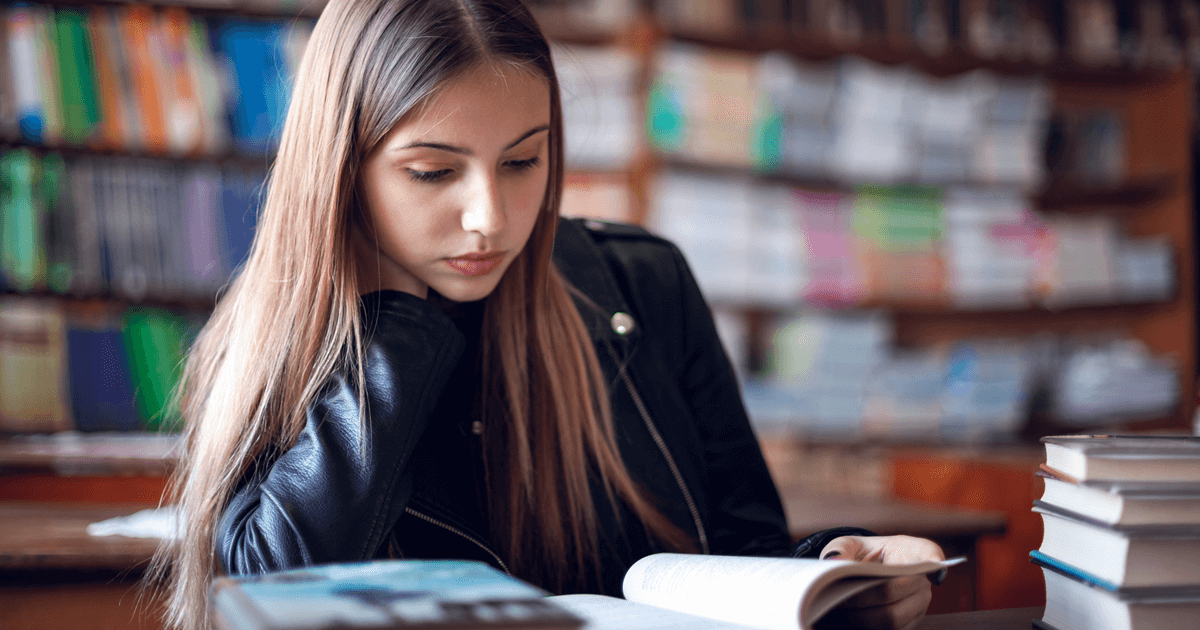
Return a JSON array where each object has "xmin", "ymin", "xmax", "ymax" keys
[
  {"xmin": 1037, "ymin": 469, "xmax": 1200, "ymax": 527},
  {"xmin": 1033, "ymin": 502, "xmax": 1200, "ymax": 588},
  {"xmin": 1041, "ymin": 434, "xmax": 1200, "ymax": 483},
  {"xmin": 1032, "ymin": 551, "xmax": 1200, "ymax": 630},
  {"xmin": 210, "ymin": 560, "xmax": 584, "ymax": 630}
]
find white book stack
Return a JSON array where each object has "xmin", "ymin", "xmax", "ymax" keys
[
  {"xmin": 1041, "ymin": 214, "xmax": 1121, "ymax": 308},
  {"xmin": 754, "ymin": 53, "xmax": 837, "ymax": 177},
  {"xmin": 1032, "ymin": 435, "xmax": 1200, "ymax": 630},
  {"xmin": 1050, "ymin": 339, "xmax": 1179, "ymax": 426},
  {"xmin": 554, "ymin": 44, "xmax": 639, "ymax": 171},
  {"xmin": 649, "ymin": 171, "xmax": 753, "ymax": 303},
  {"xmin": 743, "ymin": 311, "xmax": 892, "ymax": 439},
  {"xmin": 975, "ymin": 77, "xmax": 1050, "ymax": 188},
  {"xmin": 1115, "ymin": 238, "xmax": 1174, "ymax": 303},
  {"xmin": 909, "ymin": 71, "xmax": 992, "ymax": 185},
  {"xmin": 827, "ymin": 58, "xmax": 916, "ymax": 183},
  {"xmin": 938, "ymin": 342, "xmax": 1035, "ymax": 442},
  {"xmin": 942, "ymin": 188, "xmax": 1038, "ymax": 309},
  {"xmin": 746, "ymin": 185, "xmax": 807, "ymax": 306}
]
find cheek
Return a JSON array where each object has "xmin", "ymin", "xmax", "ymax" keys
[{"xmin": 512, "ymin": 172, "xmax": 549, "ymax": 229}]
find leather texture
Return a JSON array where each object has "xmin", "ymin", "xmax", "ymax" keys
[{"xmin": 217, "ymin": 217, "xmax": 867, "ymax": 595}]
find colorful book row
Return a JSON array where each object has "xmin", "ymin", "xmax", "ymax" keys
[
  {"xmin": 0, "ymin": 147, "xmax": 265, "ymax": 301},
  {"xmin": 0, "ymin": 297, "xmax": 199, "ymax": 433},
  {"xmin": 0, "ymin": 3, "xmax": 313, "ymax": 156},
  {"xmin": 650, "ymin": 171, "xmax": 1175, "ymax": 309}
]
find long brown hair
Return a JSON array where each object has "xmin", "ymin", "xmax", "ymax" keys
[{"xmin": 150, "ymin": 1, "xmax": 691, "ymax": 628}]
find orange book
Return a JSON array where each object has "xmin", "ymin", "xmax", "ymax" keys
[
  {"xmin": 117, "ymin": 5, "xmax": 167, "ymax": 153},
  {"xmin": 86, "ymin": 6, "xmax": 124, "ymax": 150},
  {"xmin": 158, "ymin": 7, "xmax": 203, "ymax": 154}
]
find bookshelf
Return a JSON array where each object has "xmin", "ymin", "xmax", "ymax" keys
[
  {"xmin": 0, "ymin": 0, "xmax": 1196, "ymax": 614},
  {"xmin": 542, "ymin": 0, "xmax": 1196, "ymax": 612},
  {"xmin": 544, "ymin": 0, "xmax": 1195, "ymax": 438}
]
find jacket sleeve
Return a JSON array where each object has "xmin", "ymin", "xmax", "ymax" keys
[{"xmin": 216, "ymin": 291, "xmax": 466, "ymax": 575}]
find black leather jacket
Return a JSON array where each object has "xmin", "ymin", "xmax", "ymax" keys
[{"xmin": 217, "ymin": 217, "xmax": 869, "ymax": 595}]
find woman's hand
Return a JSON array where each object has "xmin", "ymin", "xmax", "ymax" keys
[{"xmin": 814, "ymin": 535, "xmax": 945, "ymax": 630}]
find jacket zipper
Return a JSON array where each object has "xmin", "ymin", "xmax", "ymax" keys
[
  {"xmin": 404, "ymin": 506, "xmax": 511, "ymax": 574},
  {"xmin": 606, "ymin": 344, "xmax": 711, "ymax": 554}
]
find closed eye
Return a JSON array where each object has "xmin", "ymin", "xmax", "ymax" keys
[
  {"xmin": 406, "ymin": 168, "xmax": 453, "ymax": 183},
  {"xmin": 504, "ymin": 156, "xmax": 541, "ymax": 172}
]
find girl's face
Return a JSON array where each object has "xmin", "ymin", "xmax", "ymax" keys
[{"xmin": 357, "ymin": 62, "xmax": 551, "ymax": 302}]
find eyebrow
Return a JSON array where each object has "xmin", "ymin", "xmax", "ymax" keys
[{"xmin": 393, "ymin": 125, "xmax": 550, "ymax": 156}]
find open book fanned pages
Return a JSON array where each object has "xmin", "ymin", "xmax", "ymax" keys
[
  {"xmin": 554, "ymin": 553, "xmax": 963, "ymax": 630},
  {"xmin": 209, "ymin": 560, "xmax": 583, "ymax": 630}
]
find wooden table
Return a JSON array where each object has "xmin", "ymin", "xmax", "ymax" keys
[
  {"xmin": 918, "ymin": 607, "xmax": 1043, "ymax": 630},
  {"xmin": 782, "ymin": 488, "xmax": 1008, "ymax": 614},
  {"xmin": 0, "ymin": 502, "xmax": 165, "ymax": 630}
]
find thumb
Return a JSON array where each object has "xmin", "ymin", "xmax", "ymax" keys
[{"xmin": 819, "ymin": 536, "xmax": 868, "ymax": 561}]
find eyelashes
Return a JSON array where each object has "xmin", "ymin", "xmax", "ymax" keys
[
  {"xmin": 405, "ymin": 156, "xmax": 542, "ymax": 184},
  {"xmin": 406, "ymin": 168, "xmax": 452, "ymax": 183}
]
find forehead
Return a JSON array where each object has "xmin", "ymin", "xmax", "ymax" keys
[{"xmin": 384, "ymin": 62, "xmax": 551, "ymax": 147}]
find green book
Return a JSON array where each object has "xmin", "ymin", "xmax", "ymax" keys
[
  {"xmin": 0, "ymin": 149, "xmax": 46, "ymax": 290},
  {"xmin": 121, "ymin": 308, "xmax": 191, "ymax": 431},
  {"xmin": 53, "ymin": 8, "xmax": 100, "ymax": 145}
]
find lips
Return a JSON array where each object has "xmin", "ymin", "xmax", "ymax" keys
[{"xmin": 446, "ymin": 252, "xmax": 505, "ymax": 277}]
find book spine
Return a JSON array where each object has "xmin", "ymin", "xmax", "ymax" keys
[
  {"xmin": 68, "ymin": 157, "xmax": 104, "ymax": 295},
  {"xmin": 119, "ymin": 5, "xmax": 168, "ymax": 153},
  {"xmin": 0, "ymin": 300, "xmax": 70, "ymax": 433},
  {"xmin": 8, "ymin": 6, "xmax": 46, "ymax": 144},
  {"xmin": 32, "ymin": 5, "xmax": 62, "ymax": 147},
  {"xmin": 54, "ymin": 8, "xmax": 100, "ymax": 146},
  {"xmin": 0, "ymin": 6, "xmax": 17, "ymax": 141},
  {"xmin": 87, "ymin": 6, "xmax": 124, "ymax": 151}
]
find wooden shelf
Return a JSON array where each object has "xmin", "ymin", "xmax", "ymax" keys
[
  {"xmin": 667, "ymin": 29, "xmax": 1179, "ymax": 85},
  {"xmin": 712, "ymin": 298, "xmax": 1175, "ymax": 318},
  {"xmin": 0, "ymin": 140, "xmax": 274, "ymax": 171},
  {"xmin": 1, "ymin": 290, "xmax": 216, "ymax": 315},
  {"xmin": 0, "ymin": 502, "xmax": 161, "ymax": 572},
  {"xmin": 29, "ymin": 0, "xmax": 325, "ymax": 19},
  {"xmin": 1033, "ymin": 177, "xmax": 1177, "ymax": 210},
  {"xmin": 0, "ymin": 434, "xmax": 180, "ymax": 477}
]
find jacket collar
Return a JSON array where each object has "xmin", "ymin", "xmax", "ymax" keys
[{"xmin": 552, "ymin": 218, "xmax": 640, "ymax": 343}]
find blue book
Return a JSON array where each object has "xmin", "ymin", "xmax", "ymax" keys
[
  {"xmin": 210, "ymin": 560, "xmax": 583, "ymax": 630},
  {"xmin": 208, "ymin": 19, "xmax": 293, "ymax": 156},
  {"xmin": 65, "ymin": 326, "xmax": 141, "ymax": 431}
]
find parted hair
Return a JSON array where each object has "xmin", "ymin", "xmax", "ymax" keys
[{"xmin": 148, "ymin": 1, "xmax": 692, "ymax": 628}]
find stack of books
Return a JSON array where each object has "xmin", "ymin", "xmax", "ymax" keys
[{"xmin": 1031, "ymin": 435, "xmax": 1200, "ymax": 630}]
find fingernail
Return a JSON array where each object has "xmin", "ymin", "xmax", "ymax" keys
[
  {"xmin": 821, "ymin": 551, "xmax": 841, "ymax": 560},
  {"xmin": 931, "ymin": 568, "xmax": 947, "ymax": 586}
]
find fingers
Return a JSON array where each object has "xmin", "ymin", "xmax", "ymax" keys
[
  {"xmin": 815, "ymin": 578, "xmax": 932, "ymax": 630},
  {"xmin": 819, "ymin": 536, "xmax": 867, "ymax": 561},
  {"xmin": 876, "ymin": 535, "xmax": 945, "ymax": 565}
]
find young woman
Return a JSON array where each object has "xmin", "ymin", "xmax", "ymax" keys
[{"xmin": 154, "ymin": 1, "xmax": 944, "ymax": 629}]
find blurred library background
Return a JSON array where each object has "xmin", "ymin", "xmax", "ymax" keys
[{"xmin": 0, "ymin": 0, "xmax": 1198, "ymax": 621}]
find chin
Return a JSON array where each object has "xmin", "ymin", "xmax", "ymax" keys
[{"xmin": 430, "ymin": 277, "xmax": 504, "ymax": 303}]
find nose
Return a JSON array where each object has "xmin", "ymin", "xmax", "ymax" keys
[{"xmin": 461, "ymin": 172, "xmax": 506, "ymax": 237}]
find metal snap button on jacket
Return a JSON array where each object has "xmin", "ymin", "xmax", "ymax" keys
[{"xmin": 611, "ymin": 312, "xmax": 635, "ymax": 335}]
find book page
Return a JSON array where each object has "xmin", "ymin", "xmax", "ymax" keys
[
  {"xmin": 622, "ymin": 554, "xmax": 841, "ymax": 630},
  {"xmin": 549, "ymin": 594, "xmax": 757, "ymax": 630},
  {"xmin": 622, "ymin": 554, "xmax": 963, "ymax": 630}
]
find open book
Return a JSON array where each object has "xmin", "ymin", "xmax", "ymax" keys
[{"xmin": 550, "ymin": 553, "xmax": 964, "ymax": 630}]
